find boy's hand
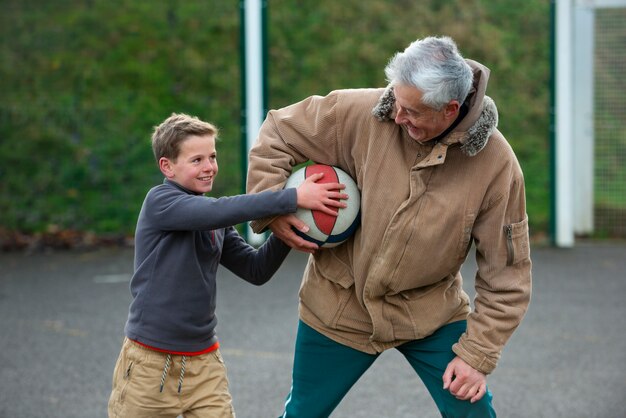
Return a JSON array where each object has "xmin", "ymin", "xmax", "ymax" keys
[
  {"xmin": 269, "ymin": 214, "xmax": 319, "ymax": 254},
  {"xmin": 296, "ymin": 172, "xmax": 348, "ymax": 216}
]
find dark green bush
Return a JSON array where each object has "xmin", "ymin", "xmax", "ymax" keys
[{"xmin": 0, "ymin": 0, "xmax": 550, "ymax": 237}]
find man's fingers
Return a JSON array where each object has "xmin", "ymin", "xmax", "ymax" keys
[
  {"xmin": 290, "ymin": 218, "xmax": 309, "ymax": 233},
  {"xmin": 453, "ymin": 382, "xmax": 472, "ymax": 400},
  {"xmin": 470, "ymin": 385, "xmax": 486, "ymax": 403},
  {"xmin": 450, "ymin": 379, "xmax": 485, "ymax": 402},
  {"xmin": 443, "ymin": 357, "xmax": 488, "ymax": 403},
  {"xmin": 442, "ymin": 365, "xmax": 454, "ymax": 390},
  {"xmin": 288, "ymin": 232, "xmax": 318, "ymax": 253},
  {"xmin": 269, "ymin": 215, "xmax": 319, "ymax": 253}
]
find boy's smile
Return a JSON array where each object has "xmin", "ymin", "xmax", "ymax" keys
[{"xmin": 159, "ymin": 134, "xmax": 218, "ymax": 194}]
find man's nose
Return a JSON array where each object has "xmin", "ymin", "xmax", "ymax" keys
[{"xmin": 394, "ymin": 108, "xmax": 406, "ymax": 124}]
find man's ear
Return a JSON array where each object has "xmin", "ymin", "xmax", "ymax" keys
[
  {"xmin": 444, "ymin": 100, "xmax": 461, "ymax": 119},
  {"xmin": 159, "ymin": 157, "xmax": 175, "ymax": 178}
]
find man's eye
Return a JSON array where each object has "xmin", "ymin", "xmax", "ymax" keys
[{"xmin": 399, "ymin": 105, "xmax": 416, "ymax": 117}]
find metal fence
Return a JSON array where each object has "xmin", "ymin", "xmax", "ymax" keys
[{"xmin": 594, "ymin": 7, "xmax": 626, "ymax": 238}]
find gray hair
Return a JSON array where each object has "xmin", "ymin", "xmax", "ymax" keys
[{"xmin": 384, "ymin": 36, "xmax": 473, "ymax": 110}]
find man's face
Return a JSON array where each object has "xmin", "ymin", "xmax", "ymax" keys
[{"xmin": 393, "ymin": 84, "xmax": 459, "ymax": 143}]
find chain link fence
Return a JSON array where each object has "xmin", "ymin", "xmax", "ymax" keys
[{"xmin": 594, "ymin": 7, "xmax": 626, "ymax": 238}]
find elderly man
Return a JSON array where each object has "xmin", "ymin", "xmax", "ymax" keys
[{"xmin": 247, "ymin": 36, "xmax": 531, "ymax": 417}]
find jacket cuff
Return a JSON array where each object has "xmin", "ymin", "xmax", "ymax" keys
[
  {"xmin": 452, "ymin": 340, "xmax": 499, "ymax": 375},
  {"xmin": 250, "ymin": 216, "xmax": 278, "ymax": 234}
]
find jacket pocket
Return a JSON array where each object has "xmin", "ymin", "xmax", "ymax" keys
[
  {"xmin": 311, "ymin": 244, "xmax": 355, "ymax": 289},
  {"xmin": 392, "ymin": 278, "xmax": 467, "ymax": 340},
  {"xmin": 504, "ymin": 216, "xmax": 530, "ymax": 266},
  {"xmin": 299, "ymin": 246, "xmax": 355, "ymax": 327}
]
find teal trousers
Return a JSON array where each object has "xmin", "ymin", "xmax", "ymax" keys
[{"xmin": 280, "ymin": 320, "xmax": 496, "ymax": 418}]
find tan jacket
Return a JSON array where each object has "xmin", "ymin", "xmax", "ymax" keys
[{"xmin": 247, "ymin": 60, "xmax": 531, "ymax": 374}]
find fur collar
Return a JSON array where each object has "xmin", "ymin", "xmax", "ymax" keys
[{"xmin": 371, "ymin": 86, "xmax": 498, "ymax": 156}]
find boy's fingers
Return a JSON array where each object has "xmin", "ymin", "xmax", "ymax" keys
[
  {"xmin": 307, "ymin": 172, "xmax": 325, "ymax": 182},
  {"xmin": 317, "ymin": 206, "xmax": 340, "ymax": 217},
  {"xmin": 324, "ymin": 199, "xmax": 347, "ymax": 209},
  {"xmin": 324, "ymin": 182, "xmax": 346, "ymax": 190}
]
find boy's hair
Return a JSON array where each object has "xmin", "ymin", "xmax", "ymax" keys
[{"xmin": 151, "ymin": 113, "xmax": 218, "ymax": 162}]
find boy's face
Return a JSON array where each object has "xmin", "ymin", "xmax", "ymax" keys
[{"xmin": 159, "ymin": 134, "xmax": 218, "ymax": 194}]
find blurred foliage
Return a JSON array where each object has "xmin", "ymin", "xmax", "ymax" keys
[
  {"xmin": 0, "ymin": 0, "xmax": 242, "ymax": 234},
  {"xmin": 0, "ymin": 0, "xmax": 551, "ymax": 238}
]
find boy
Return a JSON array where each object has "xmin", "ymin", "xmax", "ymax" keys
[{"xmin": 108, "ymin": 113, "xmax": 347, "ymax": 417}]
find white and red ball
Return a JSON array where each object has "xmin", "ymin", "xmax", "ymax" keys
[{"xmin": 284, "ymin": 164, "xmax": 360, "ymax": 248}]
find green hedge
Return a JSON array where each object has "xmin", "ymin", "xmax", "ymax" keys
[{"xmin": 0, "ymin": 0, "xmax": 550, "ymax": 237}]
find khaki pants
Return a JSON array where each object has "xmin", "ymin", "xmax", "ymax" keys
[{"xmin": 108, "ymin": 338, "xmax": 235, "ymax": 418}]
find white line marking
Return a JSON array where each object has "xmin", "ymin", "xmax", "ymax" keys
[{"xmin": 93, "ymin": 274, "xmax": 131, "ymax": 284}]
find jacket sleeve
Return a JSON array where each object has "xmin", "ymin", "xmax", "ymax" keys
[
  {"xmin": 146, "ymin": 185, "xmax": 297, "ymax": 232},
  {"xmin": 452, "ymin": 166, "xmax": 532, "ymax": 374},
  {"xmin": 219, "ymin": 227, "xmax": 291, "ymax": 285},
  {"xmin": 246, "ymin": 91, "xmax": 348, "ymax": 233}
]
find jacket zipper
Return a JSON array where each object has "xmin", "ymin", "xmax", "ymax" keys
[{"xmin": 505, "ymin": 225, "xmax": 514, "ymax": 266}]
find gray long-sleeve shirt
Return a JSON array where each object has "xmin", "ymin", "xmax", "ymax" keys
[{"xmin": 124, "ymin": 179, "xmax": 297, "ymax": 352}]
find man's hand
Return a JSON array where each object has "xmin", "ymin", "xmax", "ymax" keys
[
  {"xmin": 442, "ymin": 356, "xmax": 487, "ymax": 403},
  {"xmin": 269, "ymin": 214, "xmax": 319, "ymax": 254}
]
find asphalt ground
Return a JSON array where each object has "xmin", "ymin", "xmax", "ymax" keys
[{"xmin": 0, "ymin": 242, "xmax": 625, "ymax": 418}]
